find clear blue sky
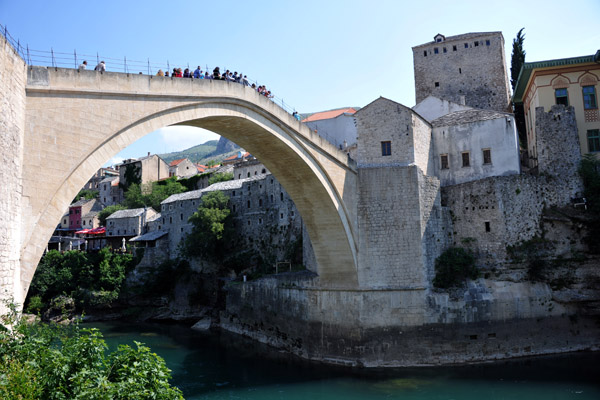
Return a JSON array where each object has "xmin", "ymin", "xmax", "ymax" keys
[{"xmin": 2, "ymin": 0, "xmax": 599, "ymax": 165}]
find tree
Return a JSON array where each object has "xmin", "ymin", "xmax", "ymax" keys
[
  {"xmin": 0, "ymin": 306, "xmax": 184, "ymax": 399},
  {"xmin": 208, "ymin": 172, "xmax": 234, "ymax": 185},
  {"xmin": 510, "ymin": 28, "xmax": 527, "ymax": 148},
  {"xmin": 510, "ymin": 28, "xmax": 526, "ymax": 91},
  {"xmin": 98, "ymin": 204, "xmax": 126, "ymax": 226},
  {"xmin": 73, "ymin": 189, "xmax": 98, "ymax": 202},
  {"xmin": 124, "ymin": 177, "xmax": 186, "ymax": 211},
  {"xmin": 183, "ymin": 191, "xmax": 232, "ymax": 258}
]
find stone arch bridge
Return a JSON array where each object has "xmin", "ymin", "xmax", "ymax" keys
[{"xmin": 4, "ymin": 65, "xmax": 359, "ymax": 306}]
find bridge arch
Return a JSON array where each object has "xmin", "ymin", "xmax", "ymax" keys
[{"xmin": 19, "ymin": 68, "xmax": 358, "ymax": 303}]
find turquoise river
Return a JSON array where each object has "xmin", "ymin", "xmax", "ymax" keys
[{"xmin": 86, "ymin": 321, "xmax": 600, "ymax": 399}]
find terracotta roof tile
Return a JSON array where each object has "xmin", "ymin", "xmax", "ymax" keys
[
  {"xmin": 170, "ymin": 158, "xmax": 187, "ymax": 166},
  {"xmin": 302, "ymin": 107, "xmax": 357, "ymax": 122}
]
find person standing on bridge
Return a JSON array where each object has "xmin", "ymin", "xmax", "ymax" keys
[
  {"xmin": 193, "ymin": 66, "xmax": 202, "ymax": 79},
  {"xmin": 94, "ymin": 61, "xmax": 106, "ymax": 72},
  {"xmin": 79, "ymin": 60, "xmax": 87, "ymax": 70}
]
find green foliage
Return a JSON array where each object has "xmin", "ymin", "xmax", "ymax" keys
[
  {"xmin": 0, "ymin": 303, "xmax": 183, "ymax": 399},
  {"xmin": 98, "ymin": 204, "xmax": 126, "ymax": 227},
  {"xmin": 124, "ymin": 177, "xmax": 186, "ymax": 211},
  {"xmin": 73, "ymin": 189, "xmax": 98, "ymax": 202},
  {"xmin": 433, "ymin": 247, "xmax": 478, "ymax": 289},
  {"xmin": 510, "ymin": 28, "xmax": 526, "ymax": 91},
  {"xmin": 578, "ymin": 154, "xmax": 600, "ymax": 213},
  {"xmin": 208, "ymin": 172, "xmax": 234, "ymax": 185},
  {"xmin": 119, "ymin": 163, "xmax": 141, "ymax": 192},
  {"xmin": 183, "ymin": 191, "xmax": 232, "ymax": 259},
  {"xmin": 25, "ymin": 295, "xmax": 44, "ymax": 315},
  {"xmin": 206, "ymin": 159, "xmax": 218, "ymax": 167},
  {"xmin": 27, "ymin": 249, "xmax": 134, "ymax": 313}
]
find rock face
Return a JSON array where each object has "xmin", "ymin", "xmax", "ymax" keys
[{"xmin": 215, "ymin": 137, "xmax": 240, "ymax": 154}]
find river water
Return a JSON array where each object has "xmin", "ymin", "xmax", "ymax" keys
[{"xmin": 86, "ymin": 321, "xmax": 600, "ymax": 399}]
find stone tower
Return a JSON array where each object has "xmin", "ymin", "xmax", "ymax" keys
[{"xmin": 412, "ymin": 32, "xmax": 511, "ymax": 113}]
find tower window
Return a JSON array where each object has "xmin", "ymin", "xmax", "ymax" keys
[
  {"xmin": 485, "ymin": 221, "xmax": 491, "ymax": 232},
  {"xmin": 434, "ymin": 47, "xmax": 439, "ymax": 54},
  {"xmin": 474, "ymin": 41, "xmax": 479, "ymax": 47},
  {"xmin": 423, "ymin": 50, "xmax": 427, "ymax": 57},
  {"xmin": 381, "ymin": 141, "xmax": 392, "ymax": 156},
  {"xmin": 443, "ymin": 47, "xmax": 447, "ymax": 53},
  {"xmin": 453, "ymin": 45, "xmax": 457, "ymax": 51},
  {"xmin": 464, "ymin": 43, "xmax": 468, "ymax": 48},
  {"xmin": 483, "ymin": 149, "xmax": 492, "ymax": 164},
  {"xmin": 435, "ymin": 82, "xmax": 440, "ymax": 87},
  {"xmin": 485, "ymin": 40, "xmax": 490, "ymax": 46},
  {"xmin": 462, "ymin": 152, "xmax": 470, "ymax": 167},
  {"xmin": 459, "ymin": 68, "xmax": 462, "ymax": 74},
  {"xmin": 440, "ymin": 154, "xmax": 449, "ymax": 170}
]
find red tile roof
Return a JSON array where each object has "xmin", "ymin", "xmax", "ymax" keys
[
  {"xmin": 302, "ymin": 107, "xmax": 357, "ymax": 122},
  {"xmin": 170, "ymin": 158, "xmax": 187, "ymax": 167},
  {"xmin": 223, "ymin": 152, "xmax": 250, "ymax": 162}
]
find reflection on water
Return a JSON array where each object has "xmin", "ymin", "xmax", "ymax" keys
[{"xmin": 85, "ymin": 321, "xmax": 600, "ymax": 400}]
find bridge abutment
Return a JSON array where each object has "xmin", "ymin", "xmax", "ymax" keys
[{"xmin": 0, "ymin": 35, "xmax": 26, "ymax": 310}]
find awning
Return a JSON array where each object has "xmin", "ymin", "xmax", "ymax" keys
[
  {"xmin": 75, "ymin": 227, "xmax": 106, "ymax": 235},
  {"xmin": 75, "ymin": 229, "xmax": 91, "ymax": 234}
]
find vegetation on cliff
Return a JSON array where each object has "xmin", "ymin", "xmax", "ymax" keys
[
  {"xmin": 433, "ymin": 247, "xmax": 478, "ymax": 288},
  {"xmin": 26, "ymin": 248, "xmax": 136, "ymax": 316}
]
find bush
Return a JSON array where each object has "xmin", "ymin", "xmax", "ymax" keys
[
  {"xmin": 433, "ymin": 247, "xmax": 478, "ymax": 288},
  {"xmin": 0, "ymin": 303, "xmax": 183, "ymax": 399}
]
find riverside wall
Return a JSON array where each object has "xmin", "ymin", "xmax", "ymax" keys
[
  {"xmin": 0, "ymin": 35, "xmax": 26, "ymax": 309},
  {"xmin": 221, "ymin": 273, "xmax": 600, "ymax": 367}
]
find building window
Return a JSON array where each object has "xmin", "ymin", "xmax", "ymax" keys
[
  {"xmin": 434, "ymin": 47, "xmax": 439, "ymax": 54},
  {"xmin": 83, "ymin": 220, "xmax": 86, "ymax": 226},
  {"xmin": 247, "ymin": 200, "xmax": 251, "ymax": 208},
  {"xmin": 180, "ymin": 213, "xmax": 183, "ymax": 221},
  {"xmin": 280, "ymin": 213, "xmax": 284, "ymax": 219},
  {"xmin": 588, "ymin": 129, "xmax": 600, "ymax": 152},
  {"xmin": 181, "ymin": 227, "xmax": 184, "ymax": 232},
  {"xmin": 583, "ymin": 86, "xmax": 597, "ymax": 109},
  {"xmin": 259, "ymin": 199, "xmax": 263, "ymax": 206},
  {"xmin": 232, "ymin": 204, "xmax": 236, "ymax": 212},
  {"xmin": 440, "ymin": 154, "xmax": 449, "ymax": 170},
  {"xmin": 381, "ymin": 141, "xmax": 392, "ymax": 156},
  {"xmin": 291, "ymin": 211, "xmax": 295, "ymax": 217},
  {"xmin": 247, "ymin": 172, "xmax": 251, "ymax": 177},
  {"xmin": 247, "ymin": 220, "xmax": 251, "ymax": 226},
  {"xmin": 461, "ymin": 152, "xmax": 470, "ymax": 167},
  {"xmin": 238, "ymin": 174, "xmax": 241, "ymax": 179},
  {"xmin": 169, "ymin": 216, "xmax": 172, "ymax": 224},
  {"xmin": 485, "ymin": 40, "xmax": 490, "ymax": 46},
  {"xmin": 280, "ymin": 192, "xmax": 284, "ymax": 201},
  {"xmin": 474, "ymin": 41, "xmax": 479, "ymax": 47},
  {"xmin": 485, "ymin": 221, "xmax": 491, "ymax": 232},
  {"xmin": 459, "ymin": 68, "xmax": 462, "ymax": 74},
  {"xmin": 258, "ymin": 218, "xmax": 262, "ymax": 224},
  {"xmin": 262, "ymin": 168, "xmax": 266, "ymax": 174},
  {"xmin": 254, "ymin": 171, "xmax": 257, "ymax": 175},
  {"xmin": 453, "ymin": 45, "xmax": 457, "ymax": 51},
  {"xmin": 555, "ymin": 88, "xmax": 569, "ymax": 106},
  {"xmin": 232, "ymin": 191, "xmax": 235, "ymax": 196},
  {"xmin": 434, "ymin": 82, "xmax": 440, "ymax": 87},
  {"xmin": 63, "ymin": 219, "xmax": 66, "ymax": 224},
  {"xmin": 483, "ymin": 149, "xmax": 492, "ymax": 165},
  {"xmin": 464, "ymin": 43, "xmax": 468, "ymax": 48},
  {"xmin": 423, "ymin": 50, "xmax": 427, "ymax": 57},
  {"xmin": 443, "ymin": 47, "xmax": 447, "ymax": 53}
]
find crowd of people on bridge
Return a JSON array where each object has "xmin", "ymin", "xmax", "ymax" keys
[{"xmin": 77, "ymin": 60, "xmax": 289, "ymax": 113}]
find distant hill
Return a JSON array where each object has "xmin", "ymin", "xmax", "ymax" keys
[
  {"xmin": 159, "ymin": 140, "xmax": 219, "ymax": 164},
  {"xmin": 158, "ymin": 137, "xmax": 242, "ymax": 166}
]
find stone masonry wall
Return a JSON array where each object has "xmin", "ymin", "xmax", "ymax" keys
[
  {"xmin": 357, "ymin": 166, "xmax": 428, "ymax": 288},
  {"xmin": 442, "ymin": 172, "xmax": 581, "ymax": 263},
  {"xmin": 417, "ymin": 171, "xmax": 452, "ymax": 281},
  {"xmin": 0, "ymin": 35, "xmax": 26, "ymax": 307},
  {"xmin": 413, "ymin": 32, "xmax": 511, "ymax": 113},
  {"xmin": 535, "ymin": 105, "xmax": 584, "ymax": 203},
  {"xmin": 356, "ymin": 98, "xmax": 416, "ymax": 167}
]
